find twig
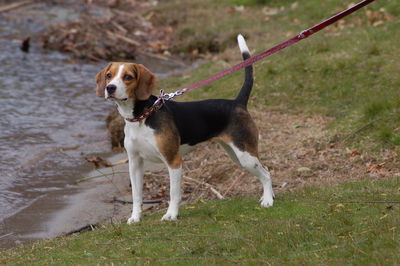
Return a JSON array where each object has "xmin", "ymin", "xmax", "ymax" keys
[
  {"xmin": 77, "ymin": 171, "xmax": 128, "ymax": 183},
  {"xmin": 64, "ymin": 223, "xmax": 99, "ymax": 236},
  {"xmin": 111, "ymin": 21, "xmax": 127, "ymax": 34},
  {"xmin": 185, "ymin": 176, "xmax": 224, "ymax": 199},
  {"xmin": 112, "ymin": 158, "xmax": 129, "ymax": 166},
  {"xmin": 113, "ymin": 197, "xmax": 163, "ymax": 205},
  {"xmin": 351, "ymin": 244, "xmax": 368, "ymax": 256},
  {"xmin": 85, "ymin": 156, "xmax": 128, "ymax": 168},
  {"xmin": 222, "ymin": 172, "xmax": 245, "ymax": 197},
  {"xmin": 333, "ymin": 200, "xmax": 400, "ymax": 204},
  {"xmin": 0, "ymin": 0, "xmax": 34, "ymax": 13},
  {"xmin": 112, "ymin": 9, "xmax": 142, "ymax": 19},
  {"xmin": 208, "ymin": 186, "xmax": 224, "ymax": 200},
  {"xmin": 144, "ymin": 172, "xmax": 166, "ymax": 178},
  {"xmin": 342, "ymin": 118, "xmax": 380, "ymax": 142},
  {"xmin": 0, "ymin": 232, "xmax": 13, "ymax": 239},
  {"xmin": 107, "ymin": 31, "xmax": 140, "ymax": 46},
  {"xmin": 136, "ymin": 50, "xmax": 169, "ymax": 61},
  {"xmin": 87, "ymin": 54, "xmax": 102, "ymax": 61}
]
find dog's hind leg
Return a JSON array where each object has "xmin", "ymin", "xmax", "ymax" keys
[
  {"xmin": 224, "ymin": 142, "xmax": 274, "ymax": 207},
  {"xmin": 219, "ymin": 141, "xmax": 240, "ymax": 165}
]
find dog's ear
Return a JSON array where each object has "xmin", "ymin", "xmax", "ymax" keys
[
  {"xmin": 133, "ymin": 64, "xmax": 157, "ymax": 101},
  {"xmin": 95, "ymin": 63, "xmax": 112, "ymax": 97}
]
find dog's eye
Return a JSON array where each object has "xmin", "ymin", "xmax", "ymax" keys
[
  {"xmin": 106, "ymin": 73, "xmax": 112, "ymax": 79},
  {"xmin": 123, "ymin": 74, "xmax": 133, "ymax": 81}
]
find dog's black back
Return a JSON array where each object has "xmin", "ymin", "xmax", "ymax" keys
[{"xmin": 143, "ymin": 46, "xmax": 253, "ymax": 146}]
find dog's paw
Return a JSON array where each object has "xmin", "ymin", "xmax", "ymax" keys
[
  {"xmin": 161, "ymin": 212, "xmax": 178, "ymax": 221},
  {"xmin": 260, "ymin": 195, "xmax": 274, "ymax": 208},
  {"xmin": 127, "ymin": 216, "xmax": 140, "ymax": 224}
]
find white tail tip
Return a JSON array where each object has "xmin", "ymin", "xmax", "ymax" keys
[{"xmin": 237, "ymin": 34, "xmax": 249, "ymax": 54}]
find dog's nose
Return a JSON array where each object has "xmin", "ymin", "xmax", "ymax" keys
[{"xmin": 106, "ymin": 84, "xmax": 116, "ymax": 94}]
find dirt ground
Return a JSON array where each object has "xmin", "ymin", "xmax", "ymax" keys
[{"xmin": 101, "ymin": 106, "xmax": 400, "ymax": 212}]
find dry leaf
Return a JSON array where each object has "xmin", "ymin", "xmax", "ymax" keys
[
  {"xmin": 366, "ymin": 162, "xmax": 385, "ymax": 173},
  {"xmin": 346, "ymin": 148, "xmax": 360, "ymax": 157}
]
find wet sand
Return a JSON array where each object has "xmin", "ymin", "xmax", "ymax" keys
[{"xmin": 1, "ymin": 153, "xmax": 164, "ymax": 249}]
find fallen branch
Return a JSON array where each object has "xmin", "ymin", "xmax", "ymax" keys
[
  {"xmin": 333, "ymin": 200, "xmax": 400, "ymax": 204},
  {"xmin": 112, "ymin": 197, "xmax": 163, "ymax": 205},
  {"xmin": 111, "ymin": 21, "xmax": 128, "ymax": 34},
  {"xmin": 0, "ymin": 232, "xmax": 13, "ymax": 239},
  {"xmin": 64, "ymin": 223, "xmax": 99, "ymax": 236},
  {"xmin": 222, "ymin": 172, "xmax": 245, "ymax": 197},
  {"xmin": 112, "ymin": 8, "xmax": 141, "ymax": 19},
  {"xmin": 342, "ymin": 118, "xmax": 380, "ymax": 142},
  {"xmin": 77, "ymin": 171, "xmax": 129, "ymax": 183},
  {"xmin": 106, "ymin": 31, "xmax": 140, "ymax": 46},
  {"xmin": 144, "ymin": 171, "xmax": 166, "ymax": 178},
  {"xmin": 184, "ymin": 176, "xmax": 224, "ymax": 200},
  {"xmin": 113, "ymin": 158, "xmax": 129, "ymax": 166},
  {"xmin": 0, "ymin": 0, "xmax": 34, "ymax": 13},
  {"xmin": 85, "ymin": 156, "xmax": 128, "ymax": 168},
  {"xmin": 137, "ymin": 50, "xmax": 186, "ymax": 66},
  {"xmin": 278, "ymin": 182, "xmax": 288, "ymax": 188}
]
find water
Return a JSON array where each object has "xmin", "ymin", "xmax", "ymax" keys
[
  {"xmin": 0, "ymin": 3, "xmax": 186, "ymax": 246},
  {"xmin": 0, "ymin": 36, "xmax": 110, "ymax": 220}
]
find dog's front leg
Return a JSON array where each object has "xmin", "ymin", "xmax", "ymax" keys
[
  {"xmin": 126, "ymin": 151, "xmax": 144, "ymax": 224},
  {"xmin": 161, "ymin": 166, "xmax": 182, "ymax": 221}
]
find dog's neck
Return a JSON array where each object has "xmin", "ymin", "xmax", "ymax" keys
[
  {"xmin": 114, "ymin": 95, "xmax": 157, "ymax": 120},
  {"xmin": 133, "ymin": 95, "xmax": 157, "ymax": 118},
  {"xmin": 114, "ymin": 98, "xmax": 134, "ymax": 119}
]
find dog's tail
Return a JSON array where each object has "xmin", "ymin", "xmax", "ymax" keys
[{"xmin": 235, "ymin": 34, "xmax": 253, "ymax": 107}]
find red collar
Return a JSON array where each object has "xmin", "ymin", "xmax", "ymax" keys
[{"xmin": 124, "ymin": 97, "xmax": 164, "ymax": 123}]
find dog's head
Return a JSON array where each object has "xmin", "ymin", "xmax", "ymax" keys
[{"xmin": 95, "ymin": 62, "xmax": 157, "ymax": 102}]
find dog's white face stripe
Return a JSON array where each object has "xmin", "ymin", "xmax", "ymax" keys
[
  {"xmin": 116, "ymin": 64, "xmax": 125, "ymax": 79},
  {"xmin": 106, "ymin": 64, "xmax": 129, "ymax": 100}
]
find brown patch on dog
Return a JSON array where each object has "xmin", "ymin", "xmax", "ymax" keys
[
  {"xmin": 215, "ymin": 134, "xmax": 233, "ymax": 144},
  {"xmin": 129, "ymin": 63, "xmax": 157, "ymax": 101},
  {"xmin": 169, "ymin": 153, "xmax": 183, "ymax": 169},
  {"xmin": 223, "ymin": 107, "xmax": 259, "ymax": 157},
  {"xmin": 154, "ymin": 114, "xmax": 181, "ymax": 169},
  {"xmin": 155, "ymin": 133, "xmax": 182, "ymax": 169},
  {"xmin": 95, "ymin": 63, "xmax": 112, "ymax": 97}
]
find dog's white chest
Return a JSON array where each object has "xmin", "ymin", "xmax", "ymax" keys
[{"xmin": 124, "ymin": 123, "xmax": 163, "ymax": 163}]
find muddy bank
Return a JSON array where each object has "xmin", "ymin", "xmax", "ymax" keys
[
  {"xmin": 0, "ymin": 152, "xmax": 163, "ymax": 248},
  {"xmin": 39, "ymin": 0, "xmax": 172, "ymax": 61},
  {"xmin": 37, "ymin": 0, "xmax": 229, "ymax": 61}
]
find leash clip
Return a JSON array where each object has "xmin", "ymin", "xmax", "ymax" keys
[{"xmin": 158, "ymin": 89, "xmax": 184, "ymax": 102}]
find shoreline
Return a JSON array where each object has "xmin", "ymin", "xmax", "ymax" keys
[
  {"xmin": 0, "ymin": 0, "xmax": 190, "ymax": 250},
  {"xmin": 1, "ymin": 152, "xmax": 164, "ymax": 249}
]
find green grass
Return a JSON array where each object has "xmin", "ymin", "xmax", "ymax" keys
[
  {"xmin": 2, "ymin": 177, "xmax": 399, "ymax": 264},
  {"xmin": 155, "ymin": 0, "xmax": 400, "ymax": 151}
]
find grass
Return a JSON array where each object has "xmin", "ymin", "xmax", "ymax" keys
[
  {"xmin": 154, "ymin": 0, "xmax": 400, "ymax": 151},
  {"xmin": 1, "ymin": 177, "xmax": 399, "ymax": 264}
]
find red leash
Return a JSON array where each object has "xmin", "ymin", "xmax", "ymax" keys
[{"xmin": 126, "ymin": 0, "xmax": 376, "ymax": 123}]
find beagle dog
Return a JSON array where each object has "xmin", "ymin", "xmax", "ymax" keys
[{"xmin": 95, "ymin": 35, "xmax": 274, "ymax": 223}]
